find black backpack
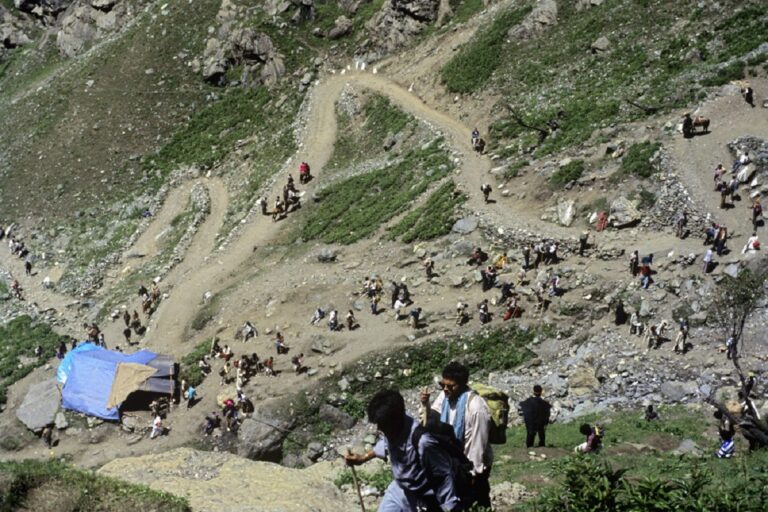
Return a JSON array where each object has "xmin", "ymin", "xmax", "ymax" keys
[{"xmin": 411, "ymin": 420, "xmax": 476, "ymax": 508}]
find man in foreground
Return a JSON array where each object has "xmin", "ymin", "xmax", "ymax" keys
[
  {"xmin": 345, "ymin": 389, "xmax": 475, "ymax": 511},
  {"xmin": 420, "ymin": 362, "xmax": 493, "ymax": 509}
]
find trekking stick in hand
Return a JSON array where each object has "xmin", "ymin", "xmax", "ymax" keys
[
  {"xmin": 347, "ymin": 449, "xmax": 366, "ymax": 512},
  {"xmin": 420, "ymin": 386, "xmax": 430, "ymax": 426}
]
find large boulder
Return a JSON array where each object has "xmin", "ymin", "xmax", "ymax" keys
[
  {"xmin": 202, "ymin": 0, "xmax": 285, "ymax": 85},
  {"xmin": 237, "ymin": 411, "xmax": 292, "ymax": 462},
  {"xmin": 0, "ymin": 6, "xmax": 33, "ymax": 50},
  {"xmin": 660, "ymin": 380, "xmax": 698, "ymax": 402},
  {"xmin": 557, "ymin": 198, "xmax": 576, "ymax": 227},
  {"xmin": 364, "ymin": 0, "xmax": 439, "ymax": 53},
  {"xmin": 609, "ymin": 196, "xmax": 641, "ymax": 228},
  {"xmin": 318, "ymin": 403, "xmax": 356, "ymax": 429},
  {"xmin": 327, "ymin": 15, "xmax": 353, "ymax": 39},
  {"xmin": 55, "ymin": 0, "xmax": 133, "ymax": 58},
  {"xmin": 16, "ymin": 379, "xmax": 60, "ymax": 432},
  {"xmin": 15, "ymin": 0, "xmax": 73, "ymax": 16},
  {"xmin": 567, "ymin": 367, "xmax": 600, "ymax": 395},
  {"xmin": 452, "ymin": 216, "xmax": 478, "ymax": 234},
  {"xmin": 508, "ymin": 0, "xmax": 557, "ymax": 40}
]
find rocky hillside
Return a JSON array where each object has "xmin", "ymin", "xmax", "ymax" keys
[{"xmin": 1, "ymin": 0, "xmax": 768, "ymax": 510}]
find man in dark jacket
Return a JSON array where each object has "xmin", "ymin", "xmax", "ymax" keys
[{"xmin": 519, "ymin": 385, "xmax": 552, "ymax": 448}]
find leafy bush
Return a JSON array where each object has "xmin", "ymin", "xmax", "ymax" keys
[
  {"xmin": 441, "ymin": 5, "xmax": 533, "ymax": 93},
  {"xmin": 620, "ymin": 142, "xmax": 660, "ymax": 178},
  {"xmin": 636, "ymin": 188, "xmax": 657, "ymax": 210},
  {"xmin": 0, "ymin": 459, "xmax": 190, "ymax": 511},
  {"xmin": 301, "ymin": 141, "xmax": 454, "ymax": 244},
  {"xmin": 388, "ymin": 181, "xmax": 467, "ymax": 243},
  {"xmin": 179, "ymin": 339, "xmax": 212, "ymax": 387},
  {"xmin": 531, "ymin": 455, "xmax": 768, "ymax": 512},
  {"xmin": 702, "ymin": 60, "xmax": 746, "ymax": 87},
  {"xmin": 550, "ymin": 160, "xmax": 585, "ymax": 186},
  {"xmin": 503, "ymin": 160, "xmax": 529, "ymax": 180},
  {"xmin": 0, "ymin": 316, "xmax": 67, "ymax": 406},
  {"xmin": 335, "ymin": 467, "xmax": 393, "ymax": 493}
]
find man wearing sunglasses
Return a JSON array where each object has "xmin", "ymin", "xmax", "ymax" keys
[{"xmin": 420, "ymin": 362, "xmax": 493, "ymax": 509}]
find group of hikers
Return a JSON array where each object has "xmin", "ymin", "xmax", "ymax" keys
[
  {"xmin": 260, "ymin": 162, "xmax": 311, "ymax": 222},
  {"xmin": 1, "ymin": 223, "xmax": 33, "ymax": 300}
]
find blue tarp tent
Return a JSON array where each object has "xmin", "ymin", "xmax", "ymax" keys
[{"xmin": 59, "ymin": 343, "xmax": 162, "ymax": 420}]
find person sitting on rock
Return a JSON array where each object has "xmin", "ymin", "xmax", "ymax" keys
[
  {"xmin": 456, "ymin": 302, "xmax": 468, "ymax": 326},
  {"xmin": 714, "ymin": 410, "xmax": 735, "ymax": 458},
  {"xmin": 409, "ymin": 307, "xmax": 422, "ymax": 329},
  {"xmin": 198, "ymin": 356, "xmax": 212, "ymax": 375},
  {"xmin": 574, "ymin": 424, "xmax": 602, "ymax": 454},
  {"xmin": 467, "ymin": 247, "xmax": 488, "ymax": 266},
  {"xmin": 292, "ymin": 353, "xmax": 306, "ymax": 374},
  {"xmin": 478, "ymin": 300, "xmax": 491, "ymax": 324},
  {"xmin": 242, "ymin": 321, "xmax": 257, "ymax": 341}
]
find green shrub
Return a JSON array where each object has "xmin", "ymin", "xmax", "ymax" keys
[
  {"xmin": 179, "ymin": 339, "xmax": 212, "ymax": 387},
  {"xmin": 441, "ymin": 5, "xmax": 533, "ymax": 93},
  {"xmin": 550, "ymin": 160, "xmax": 585, "ymax": 186},
  {"xmin": 0, "ymin": 316, "xmax": 67, "ymax": 406},
  {"xmin": 503, "ymin": 160, "xmax": 529, "ymax": 180},
  {"xmin": 301, "ymin": 140, "xmax": 454, "ymax": 244},
  {"xmin": 530, "ymin": 454, "xmax": 768, "ymax": 512},
  {"xmin": 702, "ymin": 60, "xmax": 746, "ymax": 87},
  {"xmin": 335, "ymin": 467, "xmax": 393, "ymax": 493},
  {"xmin": 620, "ymin": 142, "xmax": 660, "ymax": 178},
  {"xmin": 388, "ymin": 181, "xmax": 467, "ymax": 243},
  {"xmin": 636, "ymin": 188, "xmax": 657, "ymax": 210}
]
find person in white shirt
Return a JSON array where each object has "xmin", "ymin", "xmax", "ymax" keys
[
  {"xmin": 743, "ymin": 233, "xmax": 760, "ymax": 254},
  {"xmin": 420, "ymin": 361, "xmax": 493, "ymax": 509},
  {"xmin": 150, "ymin": 415, "xmax": 164, "ymax": 439}
]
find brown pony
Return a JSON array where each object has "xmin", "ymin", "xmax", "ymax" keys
[{"xmin": 692, "ymin": 116, "xmax": 710, "ymax": 133}]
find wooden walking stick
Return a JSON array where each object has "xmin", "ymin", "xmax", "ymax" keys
[
  {"xmin": 420, "ymin": 386, "xmax": 430, "ymax": 426},
  {"xmin": 347, "ymin": 449, "xmax": 366, "ymax": 512}
]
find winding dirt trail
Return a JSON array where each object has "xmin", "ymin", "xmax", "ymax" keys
[{"xmin": 134, "ymin": 71, "xmax": 578, "ymax": 357}]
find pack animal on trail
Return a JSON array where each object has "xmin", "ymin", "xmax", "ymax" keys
[
  {"xmin": 692, "ymin": 116, "xmax": 710, "ymax": 133},
  {"xmin": 682, "ymin": 113, "xmax": 710, "ymax": 137}
]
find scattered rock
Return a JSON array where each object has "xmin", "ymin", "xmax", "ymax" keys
[
  {"xmin": 238, "ymin": 413, "xmax": 292, "ymax": 462},
  {"xmin": 318, "ymin": 404, "xmax": 356, "ymax": 429},
  {"xmin": 557, "ymin": 199, "xmax": 576, "ymax": 227},
  {"xmin": 590, "ymin": 36, "xmax": 611, "ymax": 53},
  {"xmin": 16, "ymin": 379, "xmax": 60, "ymax": 432},
  {"xmin": 452, "ymin": 216, "xmax": 478, "ymax": 234}
]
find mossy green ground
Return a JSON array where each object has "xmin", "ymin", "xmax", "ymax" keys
[
  {"xmin": 0, "ymin": 316, "xmax": 68, "ymax": 407},
  {"xmin": 0, "ymin": 459, "xmax": 191, "ymax": 511}
]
